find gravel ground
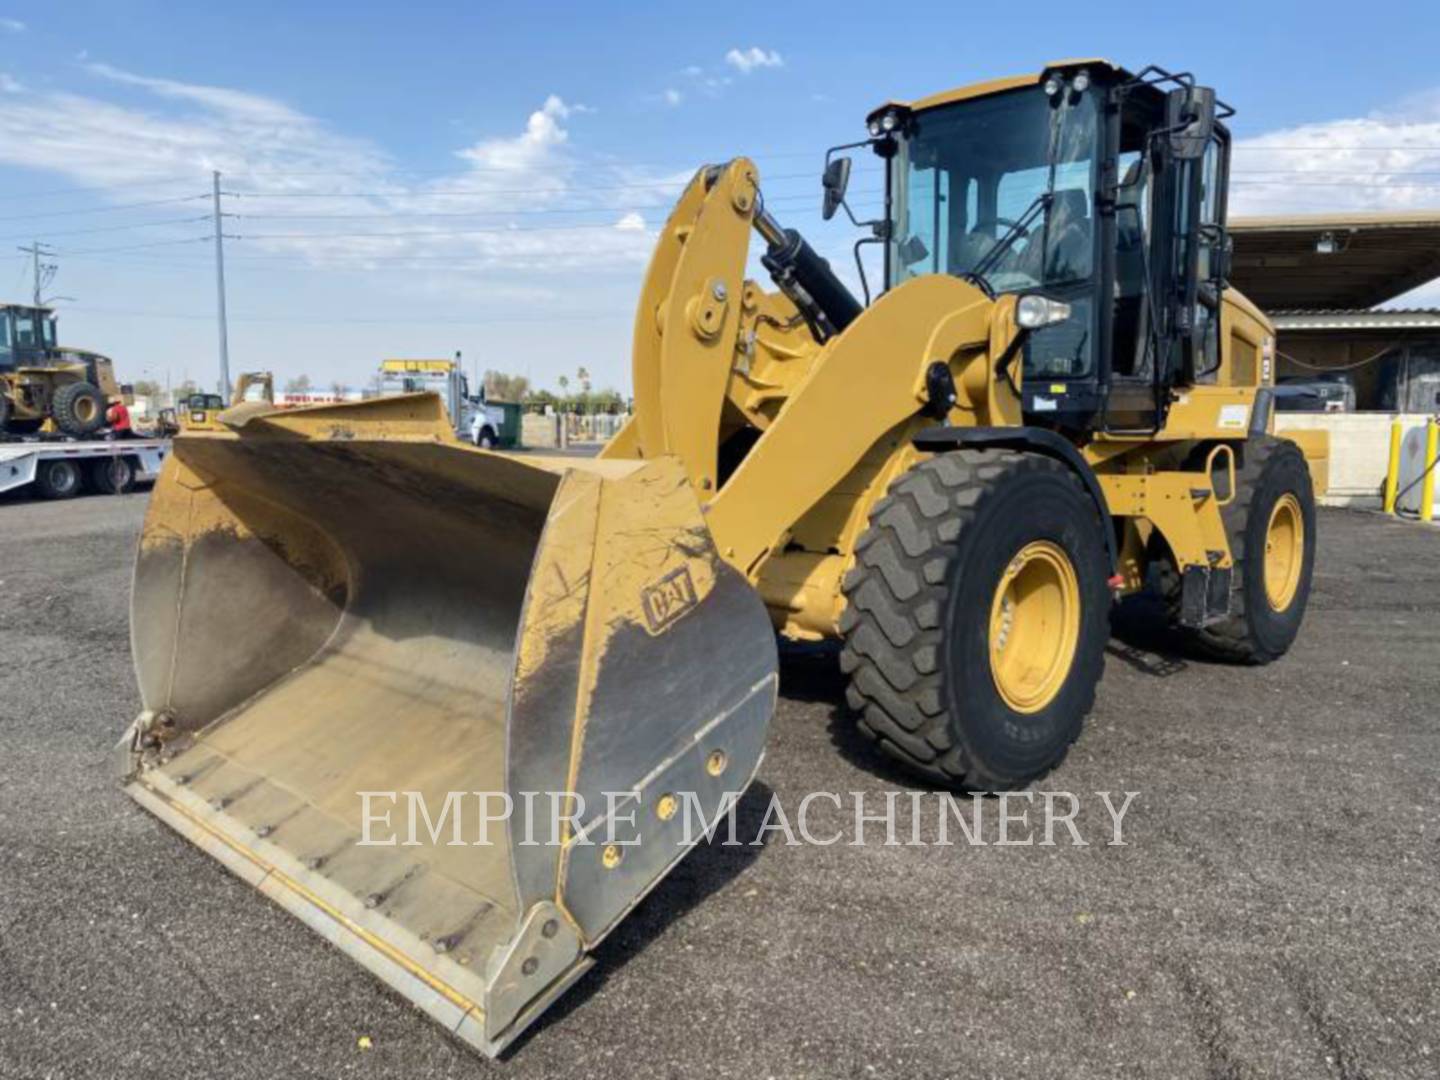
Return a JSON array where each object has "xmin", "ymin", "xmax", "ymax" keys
[{"xmin": 1, "ymin": 492, "xmax": 1437, "ymax": 1079}]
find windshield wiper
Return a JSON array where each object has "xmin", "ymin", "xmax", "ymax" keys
[{"xmin": 967, "ymin": 192, "xmax": 1053, "ymax": 292}]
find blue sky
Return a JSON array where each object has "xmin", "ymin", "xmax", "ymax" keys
[{"xmin": 3, "ymin": 1, "xmax": 1439, "ymax": 394}]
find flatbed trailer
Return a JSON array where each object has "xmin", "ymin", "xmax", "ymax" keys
[{"xmin": 0, "ymin": 436, "xmax": 169, "ymax": 499}]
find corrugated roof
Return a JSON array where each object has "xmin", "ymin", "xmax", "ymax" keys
[
  {"xmin": 1232, "ymin": 211, "xmax": 1440, "ymax": 231},
  {"xmin": 1228, "ymin": 212, "xmax": 1440, "ymax": 311},
  {"xmin": 1267, "ymin": 307, "xmax": 1440, "ymax": 332},
  {"xmin": 1267, "ymin": 307, "xmax": 1440, "ymax": 316}
]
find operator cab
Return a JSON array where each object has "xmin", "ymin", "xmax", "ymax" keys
[
  {"xmin": 181, "ymin": 392, "xmax": 226, "ymax": 430},
  {"xmin": 837, "ymin": 62, "xmax": 1237, "ymax": 434},
  {"xmin": 0, "ymin": 304, "xmax": 60, "ymax": 370}
]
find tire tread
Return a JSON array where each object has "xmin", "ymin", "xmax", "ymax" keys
[{"xmin": 839, "ymin": 450, "xmax": 1103, "ymax": 788}]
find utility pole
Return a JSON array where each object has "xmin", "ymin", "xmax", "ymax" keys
[
  {"xmin": 212, "ymin": 171, "xmax": 232, "ymax": 402},
  {"xmin": 18, "ymin": 241, "xmax": 56, "ymax": 308}
]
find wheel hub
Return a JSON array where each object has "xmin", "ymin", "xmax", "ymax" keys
[
  {"xmin": 1264, "ymin": 493, "xmax": 1304, "ymax": 612},
  {"xmin": 988, "ymin": 540, "xmax": 1081, "ymax": 714}
]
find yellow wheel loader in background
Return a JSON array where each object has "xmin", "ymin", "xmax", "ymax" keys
[
  {"xmin": 0, "ymin": 303, "xmax": 120, "ymax": 437},
  {"xmin": 180, "ymin": 371, "xmax": 274, "ymax": 430},
  {"xmin": 119, "ymin": 60, "xmax": 1324, "ymax": 1055}
]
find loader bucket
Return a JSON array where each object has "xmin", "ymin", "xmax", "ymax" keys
[{"xmin": 119, "ymin": 394, "xmax": 776, "ymax": 1056}]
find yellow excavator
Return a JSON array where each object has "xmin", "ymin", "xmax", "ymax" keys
[{"xmin": 118, "ymin": 61, "xmax": 1325, "ymax": 1055}]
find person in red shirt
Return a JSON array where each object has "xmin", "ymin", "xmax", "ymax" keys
[{"xmin": 106, "ymin": 399, "xmax": 134, "ymax": 438}]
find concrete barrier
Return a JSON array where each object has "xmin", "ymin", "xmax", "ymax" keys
[
  {"xmin": 522, "ymin": 413, "xmax": 560, "ymax": 448},
  {"xmin": 1276, "ymin": 412, "xmax": 1438, "ymax": 508}
]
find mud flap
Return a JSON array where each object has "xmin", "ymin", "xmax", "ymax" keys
[{"xmin": 121, "ymin": 395, "xmax": 777, "ymax": 1055}]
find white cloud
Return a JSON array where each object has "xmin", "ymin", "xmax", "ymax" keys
[
  {"xmin": 724, "ymin": 47, "xmax": 783, "ymax": 74},
  {"xmin": 456, "ymin": 93, "xmax": 575, "ymax": 171},
  {"xmin": 0, "ymin": 64, "xmax": 681, "ymax": 276},
  {"xmin": 84, "ymin": 61, "xmax": 308, "ymax": 127},
  {"xmin": 0, "ymin": 63, "xmax": 389, "ymax": 195},
  {"xmin": 679, "ymin": 64, "xmax": 736, "ymax": 99},
  {"xmin": 662, "ymin": 88, "xmax": 682, "ymax": 107},
  {"xmin": 0, "ymin": 17, "xmax": 24, "ymax": 33},
  {"xmin": 1231, "ymin": 89, "xmax": 1440, "ymax": 218}
]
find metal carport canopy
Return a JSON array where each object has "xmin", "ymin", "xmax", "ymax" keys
[{"xmin": 1228, "ymin": 211, "xmax": 1440, "ymax": 312}]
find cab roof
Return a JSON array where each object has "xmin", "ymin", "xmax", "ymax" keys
[{"xmin": 868, "ymin": 58, "xmax": 1123, "ymax": 121}]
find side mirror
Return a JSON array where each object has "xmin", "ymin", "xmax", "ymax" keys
[
  {"xmin": 897, "ymin": 234, "xmax": 929, "ymax": 267},
  {"xmin": 1165, "ymin": 85, "xmax": 1216, "ymax": 160},
  {"xmin": 1217, "ymin": 231, "xmax": 1234, "ymax": 283},
  {"xmin": 821, "ymin": 156, "xmax": 852, "ymax": 221}
]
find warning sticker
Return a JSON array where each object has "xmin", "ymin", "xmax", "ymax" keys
[{"xmin": 1218, "ymin": 404, "xmax": 1250, "ymax": 429}]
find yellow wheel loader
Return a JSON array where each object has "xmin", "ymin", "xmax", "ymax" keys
[
  {"xmin": 118, "ymin": 60, "xmax": 1324, "ymax": 1055},
  {"xmin": 0, "ymin": 303, "xmax": 120, "ymax": 437},
  {"xmin": 180, "ymin": 371, "xmax": 275, "ymax": 431}
]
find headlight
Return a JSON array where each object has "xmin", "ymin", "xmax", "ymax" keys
[
  {"xmin": 1016, "ymin": 295, "xmax": 1072, "ymax": 329},
  {"xmin": 868, "ymin": 108, "xmax": 904, "ymax": 137},
  {"xmin": 1071, "ymin": 69, "xmax": 1091, "ymax": 93},
  {"xmin": 1043, "ymin": 75, "xmax": 1064, "ymax": 98}
]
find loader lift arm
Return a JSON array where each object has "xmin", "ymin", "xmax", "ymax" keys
[{"xmin": 602, "ymin": 159, "xmax": 1024, "ymax": 583}]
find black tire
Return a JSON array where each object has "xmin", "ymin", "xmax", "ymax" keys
[
  {"xmin": 0, "ymin": 391, "xmax": 11, "ymax": 432},
  {"xmin": 5, "ymin": 418, "xmax": 43, "ymax": 435},
  {"xmin": 86, "ymin": 455, "xmax": 136, "ymax": 495},
  {"xmin": 51, "ymin": 382, "xmax": 107, "ymax": 437},
  {"xmin": 1180, "ymin": 437, "xmax": 1316, "ymax": 663},
  {"xmin": 34, "ymin": 459, "xmax": 83, "ymax": 499},
  {"xmin": 475, "ymin": 426, "xmax": 497, "ymax": 449},
  {"xmin": 839, "ymin": 450, "xmax": 1111, "ymax": 789}
]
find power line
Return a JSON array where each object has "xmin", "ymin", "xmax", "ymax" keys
[
  {"xmin": 61, "ymin": 302, "xmax": 632, "ymax": 325},
  {"xmin": 224, "ymin": 171, "xmax": 821, "ymax": 200},
  {"xmin": 221, "ymin": 188, "xmax": 882, "ymax": 222},
  {"xmin": 206, "ymin": 151, "xmax": 830, "ymax": 180},
  {"xmin": 0, "ymin": 216, "xmax": 212, "ymax": 243},
  {"xmin": 232, "ymin": 224, "xmax": 639, "ymax": 241},
  {"xmin": 1235, "ymin": 145, "xmax": 1440, "ymax": 152},
  {"xmin": 1233, "ymin": 169, "xmax": 1440, "ymax": 177},
  {"xmin": 1230, "ymin": 179, "xmax": 1440, "ymax": 187},
  {"xmin": 55, "ymin": 236, "xmax": 213, "ymax": 256},
  {"xmin": 0, "ymin": 176, "xmax": 207, "ymax": 199},
  {"xmin": 4, "ymin": 145, "xmax": 1440, "ymax": 203},
  {"xmin": 0, "ymin": 194, "xmax": 209, "ymax": 222}
]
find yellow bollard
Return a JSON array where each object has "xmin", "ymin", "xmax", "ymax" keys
[
  {"xmin": 1383, "ymin": 420, "xmax": 1403, "ymax": 515},
  {"xmin": 1422, "ymin": 419, "xmax": 1439, "ymax": 524}
]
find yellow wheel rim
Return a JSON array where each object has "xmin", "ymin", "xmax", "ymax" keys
[
  {"xmin": 988, "ymin": 540, "xmax": 1081, "ymax": 714},
  {"xmin": 75, "ymin": 396, "xmax": 98, "ymax": 422},
  {"xmin": 1264, "ymin": 493, "xmax": 1304, "ymax": 612}
]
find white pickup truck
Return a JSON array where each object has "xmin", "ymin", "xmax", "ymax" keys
[{"xmin": 0, "ymin": 436, "xmax": 168, "ymax": 499}]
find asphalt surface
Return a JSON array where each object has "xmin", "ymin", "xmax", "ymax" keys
[{"xmin": 1, "ymin": 491, "xmax": 1437, "ymax": 1079}]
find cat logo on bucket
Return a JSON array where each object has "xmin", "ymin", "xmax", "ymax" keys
[{"xmin": 641, "ymin": 566, "xmax": 699, "ymax": 633}]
